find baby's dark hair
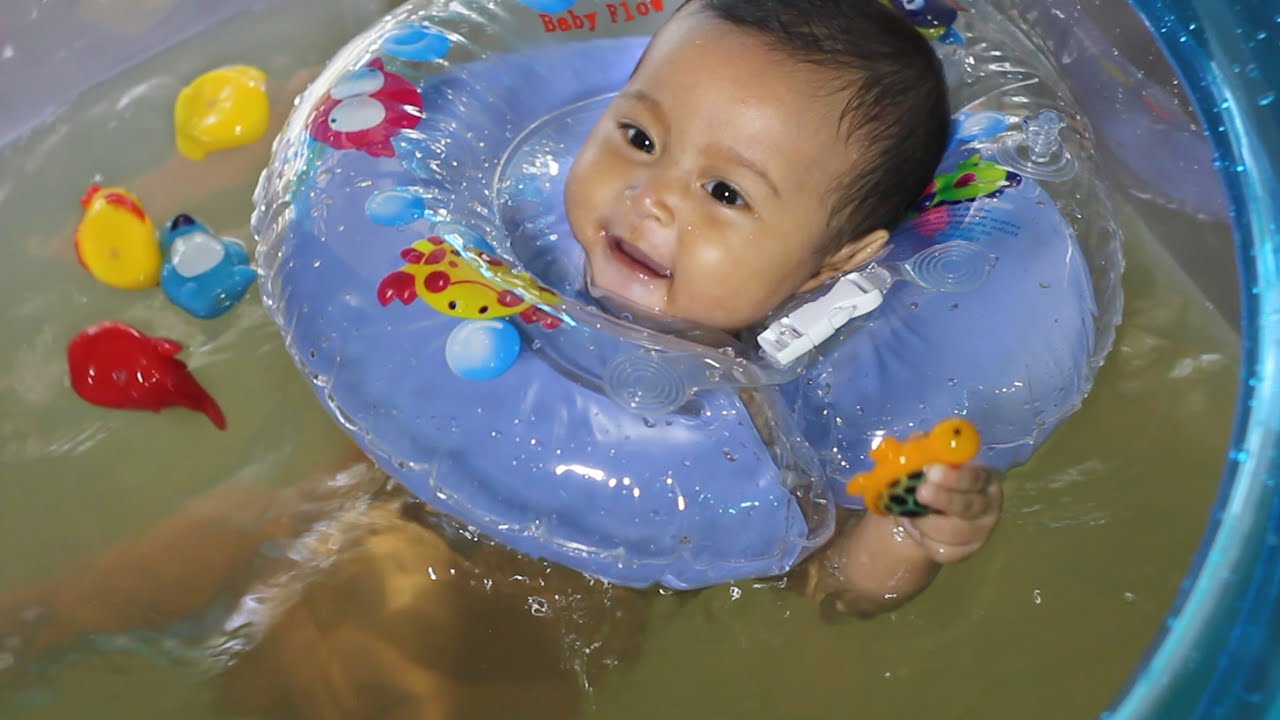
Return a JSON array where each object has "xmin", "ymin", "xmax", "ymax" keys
[{"xmin": 691, "ymin": 0, "xmax": 950, "ymax": 251}]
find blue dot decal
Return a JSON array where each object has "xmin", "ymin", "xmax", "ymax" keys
[
  {"xmin": 445, "ymin": 320, "xmax": 522, "ymax": 380},
  {"xmin": 517, "ymin": 0, "xmax": 576, "ymax": 12},
  {"xmin": 951, "ymin": 110, "xmax": 1014, "ymax": 145},
  {"xmin": 433, "ymin": 222, "xmax": 497, "ymax": 255},
  {"xmin": 366, "ymin": 188, "xmax": 429, "ymax": 226},
  {"xmin": 381, "ymin": 25, "xmax": 453, "ymax": 62}
]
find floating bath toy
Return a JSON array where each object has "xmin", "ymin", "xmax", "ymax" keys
[
  {"xmin": 173, "ymin": 64, "xmax": 270, "ymax": 160},
  {"xmin": 74, "ymin": 184, "xmax": 162, "ymax": 290},
  {"xmin": 845, "ymin": 418, "xmax": 982, "ymax": 517},
  {"xmin": 67, "ymin": 321, "xmax": 226, "ymax": 429},
  {"xmin": 160, "ymin": 213, "xmax": 257, "ymax": 319}
]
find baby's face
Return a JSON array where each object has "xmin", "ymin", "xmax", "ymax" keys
[{"xmin": 565, "ymin": 7, "xmax": 865, "ymax": 332}]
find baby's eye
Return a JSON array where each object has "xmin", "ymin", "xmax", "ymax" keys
[
  {"xmin": 621, "ymin": 124, "xmax": 656, "ymax": 154},
  {"xmin": 704, "ymin": 180, "xmax": 746, "ymax": 207}
]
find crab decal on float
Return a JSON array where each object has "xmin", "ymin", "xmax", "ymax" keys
[
  {"xmin": 308, "ymin": 58, "xmax": 423, "ymax": 157},
  {"xmin": 377, "ymin": 235, "xmax": 565, "ymax": 329}
]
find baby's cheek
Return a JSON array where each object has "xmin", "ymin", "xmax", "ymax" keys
[
  {"xmin": 690, "ymin": 268, "xmax": 783, "ymax": 329},
  {"xmin": 563, "ymin": 174, "xmax": 595, "ymax": 245},
  {"xmin": 726, "ymin": 252, "xmax": 804, "ymax": 302}
]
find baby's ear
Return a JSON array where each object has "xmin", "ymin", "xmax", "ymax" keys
[{"xmin": 798, "ymin": 229, "xmax": 890, "ymax": 293}]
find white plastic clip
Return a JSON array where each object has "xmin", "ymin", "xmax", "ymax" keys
[{"xmin": 757, "ymin": 267, "xmax": 889, "ymax": 366}]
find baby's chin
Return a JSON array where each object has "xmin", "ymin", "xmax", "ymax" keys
[
  {"xmin": 585, "ymin": 266, "xmax": 765, "ymax": 338},
  {"xmin": 571, "ymin": 233, "xmax": 768, "ymax": 333},
  {"xmin": 582, "ymin": 254, "xmax": 668, "ymax": 316}
]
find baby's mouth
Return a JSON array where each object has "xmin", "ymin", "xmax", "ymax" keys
[{"xmin": 607, "ymin": 234, "xmax": 672, "ymax": 280}]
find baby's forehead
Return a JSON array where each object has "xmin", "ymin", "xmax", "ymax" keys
[{"xmin": 639, "ymin": 18, "xmax": 861, "ymax": 116}]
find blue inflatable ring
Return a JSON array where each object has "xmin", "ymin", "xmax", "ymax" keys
[{"xmin": 252, "ymin": 1, "xmax": 1120, "ymax": 589}]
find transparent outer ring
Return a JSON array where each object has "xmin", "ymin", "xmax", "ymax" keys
[{"xmin": 1104, "ymin": 1, "xmax": 1280, "ymax": 718}]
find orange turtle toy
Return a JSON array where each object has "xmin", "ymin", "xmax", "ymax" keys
[{"xmin": 846, "ymin": 417, "xmax": 982, "ymax": 516}]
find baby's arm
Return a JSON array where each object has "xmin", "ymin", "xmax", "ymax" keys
[{"xmin": 803, "ymin": 464, "xmax": 1003, "ymax": 618}]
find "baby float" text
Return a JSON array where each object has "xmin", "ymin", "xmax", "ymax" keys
[{"xmin": 539, "ymin": 1, "xmax": 667, "ymax": 33}]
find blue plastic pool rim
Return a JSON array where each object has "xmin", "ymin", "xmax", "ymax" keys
[{"xmin": 1106, "ymin": 2, "xmax": 1280, "ymax": 718}]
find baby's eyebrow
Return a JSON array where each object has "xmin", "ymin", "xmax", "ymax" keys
[
  {"xmin": 619, "ymin": 88, "xmax": 664, "ymax": 117},
  {"xmin": 710, "ymin": 143, "xmax": 780, "ymax": 200}
]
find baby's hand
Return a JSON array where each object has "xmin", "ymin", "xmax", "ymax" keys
[{"xmin": 902, "ymin": 464, "xmax": 1003, "ymax": 564}]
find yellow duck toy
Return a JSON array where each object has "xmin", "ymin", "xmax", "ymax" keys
[
  {"xmin": 75, "ymin": 184, "xmax": 162, "ymax": 290},
  {"xmin": 173, "ymin": 64, "xmax": 270, "ymax": 160}
]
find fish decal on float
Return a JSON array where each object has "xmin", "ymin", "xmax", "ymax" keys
[{"xmin": 308, "ymin": 58, "xmax": 424, "ymax": 157}]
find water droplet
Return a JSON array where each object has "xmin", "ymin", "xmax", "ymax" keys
[
  {"xmin": 1259, "ymin": 92, "xmax": 1276, "ymax": 107},
  {"xmin": 723, "ymin": 450, "xmax": 738, "ymax": 462}
]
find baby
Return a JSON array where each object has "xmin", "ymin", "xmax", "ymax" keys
[
  {"xmin": 0, "ymin": 1, "xmax": 1001, "ymax": 717},
  {"xmin": 567, "ymin": 0, "xmax": 1001, "ymax": 615}
]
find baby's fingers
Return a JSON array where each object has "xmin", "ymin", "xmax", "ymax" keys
[
  {"xmin": 904, "ymin": 475, "xmax": 1003, "ymax": 563},
  {"xmin": 924, "ymin": 463, "xmax": 999, "ymax": 493},
  {"xmin": 917, "ymin": 479, "xmax": 1000, "ymax": 520}
]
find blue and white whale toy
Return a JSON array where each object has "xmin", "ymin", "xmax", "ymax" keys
[{"xmin": 160, "ymin": 214, "xmax": 257, "ymax": 319}]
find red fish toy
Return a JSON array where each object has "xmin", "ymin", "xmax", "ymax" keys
[{"xmin": 67, "ymin": 321, "xmax": 226, "ymax": 429}]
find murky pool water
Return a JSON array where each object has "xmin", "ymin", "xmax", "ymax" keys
[{"xmin": 0, "ymin": 3, "xmax": 1237, "ymax": 719}]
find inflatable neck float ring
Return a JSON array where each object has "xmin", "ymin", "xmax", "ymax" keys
[{"xmin": 252, "ymin": 0, "xmax": 1121, "ymax": 589}]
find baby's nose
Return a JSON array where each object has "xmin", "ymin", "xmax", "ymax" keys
[{"xmin": 625, "ymin": 180, "xmax": 674, "ymax": 225}]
